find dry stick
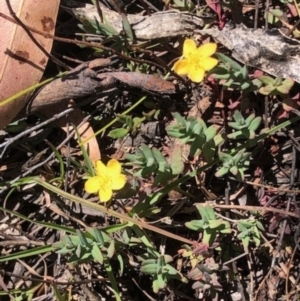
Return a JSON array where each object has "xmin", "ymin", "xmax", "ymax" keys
[
  {"xmin": 0, "ymin": 240, "xmax": 45, "ymax": 247},
  {"xmin": 35, "ymin": 178, "xmax": 194, "ymax": 246},
  {"xmin": 254, "ymin": 267, "xmax": 272, "ymax": 301},
  {"xmin": 288, "ymin": 245, "xmax": 300, "ymax": 300},
  {"xmin": 1, "ymin": 270, "xmax": 108, "ymax": 285},
  {"xmin": 254, "ymin": 0, "xmax": 259, "ymax": 30},
  {"xmin": 94, "ymin": 0, "xmax": 103, "ymax": 23},
  {"xmin": 272, "ymin": 146, "xmax": 297, "ymax": 273},
  {"xmin": 265, "ymin": 0, "xmax": 269, "ymax": 30},
  {"xmin": 0, "ymin": 107, "xmax": 75, "ymax": 158},
  {"xmin": 0, "ymin": 112, "xmax": 93, "ymax": 194},
  {"xmin": 138, "ymin": 0, "xmax": 159, "ymax": 12},
  {"xmin": 244, "ymin": 180, "xmax": 300, "ymax": 195},
  {"xmin": 213, "ymin": 204, "xmax": 299, "ymax": 219},
  {"xmin": 224, "ymin": 181, "xmax": 247, "ymax": 301}
]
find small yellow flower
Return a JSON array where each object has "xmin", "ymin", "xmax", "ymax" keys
[
  {"xmin": 173, "ymin": 39, "xmax": 218, "ymax": 83},
  {"xmin": 84, "ymin": 159, "xmax": 126, "ymax": 202}
]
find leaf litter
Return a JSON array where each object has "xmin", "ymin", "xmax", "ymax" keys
[{"xmin": 1, "ymin": 1, "xmax": 300, "ymax": 301}]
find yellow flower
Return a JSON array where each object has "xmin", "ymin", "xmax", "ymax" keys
[
  {"xmin": 173, "ymin": 39, "xmax": 218, "ymax": 83},
  {"xmin": 84, "ymin": 159, "xmax": 126, "ymax": 202}
]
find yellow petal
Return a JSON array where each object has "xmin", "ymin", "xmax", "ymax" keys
[
  {"xmin": 107, "ymin": 159, "xmax": 122, "ymax": 176},
  {"xmin": 111, "ymin": 174, "xmax": 126, "ymax": 190},
  {"xmin": 85, "ymin": 176, "xmax": 101, "ymax": 193},
  {"xmin": 188, "ymin": 66, "xmax": 205, "ymax": 83},
  {"xmin": 201, "ymin": 57, "xmax": 218, "ymax": 71},
  {"xmin": 99, "ymin": 186, "xmax": 113, "ymax": 202},
  {"xmin": 174, "ymin": 59, "xmax": 190, "ymax": 75},
  {"xmin": 197, "ymin": 43, "xmax": 217, "ymax": 57},
  {"xmin": 183, "ymin": 39, "xmax": 197, "ymax": 58},
  {"xmin": 95, "ymin": 160, "xmax": 108, "ymax": 176}
]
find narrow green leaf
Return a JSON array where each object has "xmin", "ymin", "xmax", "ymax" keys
[
  {"xmin": 108, "ymin": 128, "xmax": 129, "ymax": 138},
  {"xmin": 185, "ymin": 220, "xmax": 205, "ymax": 231},
  {"xmin": 0, "ymin": 245, "xmax": 54, "ymax": 262},
  {"xmin": 121, "ymin": 14, "xmax": 135, "ymax": 42},
  {"xmin": 92, "ymin": 243, "xmax": 104, "ymax": 264},
  {"xmin": 141, "ymin": 263, "xmax": 158, "ymax": 275},
  {"xmin": 216, "ymin": 52, "xmax": 242, "ymax": 70},
  {"xmin": 215, "ymin": 166, "xmax": 229, "ymax": 177},
  {"xmin": 107, "ymin": 240, "xmax": 115, "ymax": 258}
]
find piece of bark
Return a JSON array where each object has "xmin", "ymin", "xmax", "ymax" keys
[
  {"xmin": 64, "ymin": 1, "xmax": 300, "ymax": 83},
  {"xmin": 28, "ymin": 59, "xmax": 176, "ymax": 113},
  {"xmin": 62, "ymin": 0, "xmax": 205, "ymax": 40},
  {"xmin": 27, "ymin": 58, "xmax": 115, "ymax": 113},
  {"xmin": 200, "ymin": 25, "xmax": 300, "ymax": 83}
]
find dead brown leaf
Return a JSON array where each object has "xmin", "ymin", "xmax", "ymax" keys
[{"xmin": 0, "ymin": 0, "xmax": 60, "ymax": 129}]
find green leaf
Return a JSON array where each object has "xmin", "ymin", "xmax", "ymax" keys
[
  {"xmin": 218, "ymin": 152, "xmax": 233, "ymax": 163},
  {"xmin": 165, "ymin": 264, "xmax": 178, "ymax": 275},
  {"xmin": 242, "ymin": 236, "xmax": 250, "ymax": 248},
  {"xmin": 216, "ymin": 52, "xmax": 242, "ymax": 70},
  {"xmin": 259, "ymin": 84, "xmax": 275, "ymax": 95},
  {"xmin": 140, "ymin": 143, "xmax": 154, "ymax": 160},
  {"xmin": 157, "ymin": 274, "xmax": 166, "ymax": 291},
  {"xmin": 220, "ymin": 226, "xmax": 232, "ymax": 234},
  {"xmin": 152, "ymin": 148, "xmax": 169, "ymax": 172},
  {"xmin": 227, "ymin": 130, "xmax": 244, "ymax": 139},
  {"xmin": 249, "ymin": 117, "xmax": 262, "ymax": 131},
  {"xmin": 205, "ymin": 205, "xmax": 216, "ymax": 221},
  {"xmin": 196, "ymin": 205, "xmax": 210, "ymax": 222},
  {"xmin": 232, "ymin": 150, "xmax": 244, "ymax": 165},
  {"xmin": 236, "ymin": 168, "xmax": 245, "ymax": 181},
  {"xmin": 141, "ymin": 262, "xmax": 158, "ymax": 275},
  {"xmin": 152, "ymin": 278, "xmax": 160, "ymax": 293},
  {"xmin": 185, "ymin": 220, "xmax": 205, "ymax": 231},
  {"xmin": 274, "ymin": 77, "xmax": 283, "ymax": 86},
  {"xmin": 121, "ymin": 14, "xmax": 134, "ymax": 42},
  {"xmin": 256, "ymin": 220, "xmax": 265, "ymax": 231},
  {"xmin": 282, "ymin": 78, "xmax": 294, "ymax": 88},
  {"xmin": 208, "ymin": 219, "xmax": 223, "ymax": 229},
  {"xmin": 91, "ymin": 243, "xmax": 104, "ymax": 264},
  {"xmin": 233, "ymin": 110, "xmax": 245, "ymax": 124},
  {"xmin": 204, "ymin": 125, "xmax": 218, "ymax": 142},
  {"xmin": 203, "ymin": 140, "xmax": 216, "ymax": 163},
  {"xmin": 170, "ymin": 145, "xmax": 184, "ymax": 175},
  {"xmin": 265, "ymin": 11, "xmax": 281, "ymax": 25},
  {"xmin": 89, "ymin": 228, "xmax": 105, "ymax": 245},
  {"xmin": 76, "ymin": 230, "xmax": 89, "ymax": 247},
  {"xmin": 258, "ymin": 75, "xmax": 274, "ymax": 85},
  {"xmin": 240, "ymin": 65, "xmax": 248, "ymax": 79},
  {"xmin": 192, "ymin": 122, "xmax": 203, "ymax": 135},
  {"xmin": 228, "ymin": 122, "xmax": 243, "ymax": 130},
  {"xmin": 269, "ymin": 8, "xmax": 284, "ymax": 17},
  {"xmin": 74, "ymin": 126, "xmax": 95, "ymax": 177},
  {"xmin": 245, "ymin": 113, "xmax": 256, "ymax": 127},
  {"xmin": 107, "ymin": 240, "xmax": 115, "ymax": 258},
  {"xmin": 146, "ymin": 157, "xmax": 155, "ymax": 167},
  {"xmin": 238, "ymin": 220, "xmax": 255, "ymax": 228},
  {"xmin": 241, "ymin": 81, "xmax": 251, "ymax": 90},
  {"xmin": 108, "ymin": 128, "xmax": 129, "ymax": 138},
  {"xmin": 277, "ymin": 84, "xmax": 291, "ymax": 94},
  {"xmin": 209, "ymin": 66, "xmax": 231, "ymax": 79},
  {"xmin": 189, "ymin": 135, "xmax": 205, "ymax": 157},
  {"xmin": 172, "ymin": 112, "xmax": 186, "ymax": 125},
  {"xmin": 230, "ymin": 166, "xmax": 238, "ymax": 175},
  {"xmin": 215, "ymin": 166, "xmax": 229, "ymax": 177},
  {"xmin": 117, "ymin": 253, "xmax": 124, "ymax": 275}
]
